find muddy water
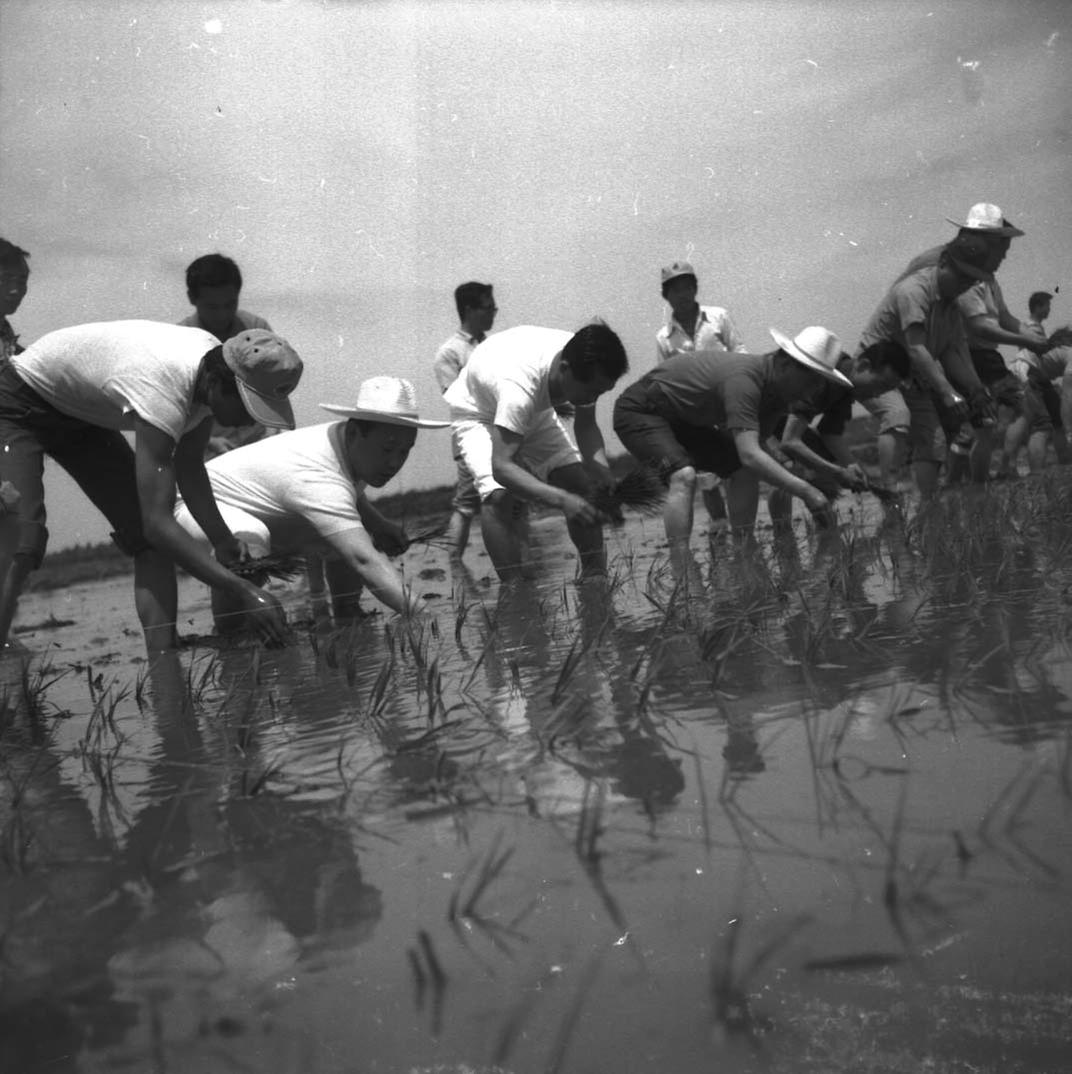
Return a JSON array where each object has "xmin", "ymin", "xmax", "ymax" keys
[{"xmin": 2, "ymin": 486, "xmax": 1072, "ymax": 1074}]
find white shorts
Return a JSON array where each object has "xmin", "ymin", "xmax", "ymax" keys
[
  {"xmin": 452, "ymin": 412, "xmax": 582, "ymax": 501},
  {"xmin": 174, "ymin": 501, "xmax": 272, "ymax": 558}
]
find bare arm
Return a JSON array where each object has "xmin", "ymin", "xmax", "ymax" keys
[
  {"xmin": 135, "ymin": 417, "xmax": 288, "ymax": 643},
  {"xmin": 968, "ymin": 314, "xmax": 1049, "ymax": 353},
  {"xmin": 778, "ymin": 415, "xmax": 857, "ymax": 485},
  {"xmin": 322, "ymin": 525, "xmax": 419, "ymax": 615},
  {"xmin": 903, "ymin": 324, "xmax": 970, "ymax": 402},
  {"xmin": 173, "ymin": 418, "xmax": 244, "ymax": 560},
  {"xmin": 733, "ymin": 428, "xmax": 830, "ymax": 514},
  {"xmin": 490, "ymin": 425, "xmax": 603, "ymax": 524}
]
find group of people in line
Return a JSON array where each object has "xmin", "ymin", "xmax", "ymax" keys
[{"xmin": 0, "ymin": 199, "xmax": 1065, "ymax": 653}]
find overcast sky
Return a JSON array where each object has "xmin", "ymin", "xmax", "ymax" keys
[{"xmin": 2, "ymin": 0, "xmax": 1070, "ymax": 549}]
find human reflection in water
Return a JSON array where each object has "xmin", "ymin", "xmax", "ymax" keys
[
  {"xmin": 489, "ymin": 576, "xmax": 686, "ymax": 815},
  {"xmin": 98, "ymin": 652, "xmax": 383, "ymax": 1067}
]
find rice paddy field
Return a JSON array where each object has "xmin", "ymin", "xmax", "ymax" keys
[{"xmin": 3, "ymin": 479, "xmax": 1072, "ymax": 1074}]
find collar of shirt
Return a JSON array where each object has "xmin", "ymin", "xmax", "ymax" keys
[
  {"xmin": 458, "ymin": 328, "xmax": 485, "ymax": 346},
  {"xmin": 668, "ymin": 306, "xmax": 709, "ymax": 335}
]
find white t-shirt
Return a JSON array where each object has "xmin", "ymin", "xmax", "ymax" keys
[
  {"xmin": 187, "ymin": 422, "xmax": 367, "ymax": 550},
  {"xmin": 12, "ymin": 320, "xmax": 216, "ymax": 441},
  {"xmin": 443, "ymin": 325, "xmax": 570, "ymax": 434}
]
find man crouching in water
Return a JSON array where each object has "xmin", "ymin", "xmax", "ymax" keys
[{"xmin": 175, "ymin": 376, "xmax": 448, "ymax": 629}]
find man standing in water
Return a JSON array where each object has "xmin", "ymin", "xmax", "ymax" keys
[
  {"xmin": 175, "ymin": 376, "xmax": 448, "ymax": 628},
  {"xmin": 0, "ymin": 322, "xmax": 301, "ymax": 651},
  {"xmin": 432, "ymin": 281, "xmax": 497, "ymax": 559},
  {"xmin": 857, "ymin": 232, "xmax": 995, "ymax": 498},
  {"xmin": 444, "ymin": 322, "xmax": 628, "ymax": 582},
  {"xmin": 656, "ymin": 260, "xmax": 749, "ymax": 534}
]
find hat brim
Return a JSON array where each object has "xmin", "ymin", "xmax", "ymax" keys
[
  {"xmin": 319, "ymin": 403, "xmax": 449, "ymax": 429},
  {"xmin": 768, "ymin": 329, "xmax": 852, "ymax": 389},
  {"xmin": 945, "ymin": 217, "xmax": 1025, "ymax": 238},
  {"xmin": 237, "ymin": 381, "xmax": 296, "ymax": 430},
  {"xmin": 661, "ymin": 270, "xmax": 697, "ymax": 286}
]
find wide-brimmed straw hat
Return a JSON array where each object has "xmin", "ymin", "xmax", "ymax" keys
[
  {"xmin": 320, "ymin": 376, "xmax": 449, "ymax": 428},
  {"xmin": 769, "ymin": 326, "xmax": 852, "ymax": 388},
  {"xmin": 945, "ymin": 202, "xmax": 1024, "ymax": 238}
]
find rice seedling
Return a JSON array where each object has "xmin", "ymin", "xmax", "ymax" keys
[
  {"xmin": 707, "ymin": 908, "xmax": 812, "ymax": 1049},
  {"xmin": 590, "ymin": 464, "xmax": 667, "ymax": 522},
  {"xmin": 406, "ymin": 927, "xmax": 448, "ymax": 1036}
]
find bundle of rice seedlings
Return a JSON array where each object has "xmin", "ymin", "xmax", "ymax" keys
[
  {"xmin": 228, "ymin": 551, "xmax": 306, "ymax": 584},
  {"xmin": 591, "ymin": 466, "xmax": 667, "ymax": 522}
]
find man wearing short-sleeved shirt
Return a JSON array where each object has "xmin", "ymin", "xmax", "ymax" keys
[
  {"xmin": 0, "ymin": 321, "xmax": 302, "ymax": 650},
  {"xmin": 175, "ymin": 376, "xmax": 448, "ymax": 625},
  {"xmin": 858, "ymin": 234, "xmax": 994, "ymax": 497},
  {"xmin": 444, "ymin": 322, "xmax": 628, "ymax": 582},
  {"xmin": 615, "ymin": 327, "xmax": 877, "ymax": 563}
]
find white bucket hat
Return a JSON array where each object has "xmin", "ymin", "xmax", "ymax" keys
[
  {"xmin": 945, "ymin": 202, "xmax": 1024, "ymax": 238},
  {"xmin": 769, "ymin": 326, "xmax": 852, "ymax": 388},
  {"xmin": 320, "ymin": 376, "xmax": 449, "ymax": 428}
]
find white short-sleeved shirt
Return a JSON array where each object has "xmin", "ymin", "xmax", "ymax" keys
[
  {"xmin": 433, "ymin": 329, "xmax": 482, "ymax": 394},
  {"xmin": 178, "ymin": 310, "xmax": 272, "ymax": 338},
  {"xmin": 443, "ymin": 325, "xmax": 571, "ymax": 435},
  {"xmin": 656, "ymin": 305, "xmax": 746, "ymax": 362},
  {"xmin": 182, "ymin": 422, "xmax": 367, "ymax": 551},
  {"xmin": 12, "ymin": 320, "xmax": 216, "ymax": 441}
]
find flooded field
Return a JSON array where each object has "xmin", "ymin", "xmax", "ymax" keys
[{"xmin": 3, "ymin": 481, "xmax": 1072, "ymax": 1074}]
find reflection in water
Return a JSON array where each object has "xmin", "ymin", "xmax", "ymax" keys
[{"xmin": 4, "ymin": 479, "xmax": 1072, "ymax": 1070}]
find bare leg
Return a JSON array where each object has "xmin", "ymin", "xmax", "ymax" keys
[
  {"xmin": 324, "ymin": 557, "xmax": 368, "ymax": 619},
  {"xmin": 1026, "ymin": 430, "xmax": 1049, "ymax": 473},
  {"xmin": 875, "ymin": 430, "xmax": 905, "ymax": 488},
  {"xmin": 1001, "ymin": 413, "xmax": 1029, "ymax": 476},
  {"xmin": 479, "ymin": 491, "xmax": 529, "ymax": 582},
  {"xmin": 548, "ymin": 462, "xmax": 606, "ymax": 578},
  {"xmin": 725, "ymin": 469, "xmax": 760, "ymax": 545},
  {"xmin": 0, "ymin": 554, "xmax": 34, "ymax": 649},
  {"xmin": 914, "ymin": 460, "xmax": 941, "ymax": 499},
  {"xmin": 970, "ymin": 423, "xmax": 1001, "ymax": 484},
  {"xmin": 134, "ymin": 547, "xmax": 179, "ymax": 651},
  {"xmin": 664, "ymin": 466, "xmax": 697, "ymax": 572},
  {"xmin": 445, "ymin": 510, "xmax": 473, "ymax": 560}
]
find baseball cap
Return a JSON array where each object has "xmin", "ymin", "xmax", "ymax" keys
[
  {"xmin": 222, "ymin": 329, "xmax": 303, "ymax": 429},
  {"xmin": 661, "ymin": 261, "xmax": 697, "ymax": 285}
]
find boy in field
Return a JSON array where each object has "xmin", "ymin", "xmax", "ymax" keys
[
  {"xmin": 179, "ymin": 253, "xmax": 277, "ymax": 457},
  {"xmin": 174, "ymin": 376, "xmax": 448, "ymax": 627},
  {"xmin": 433, "ymin": 281, "xmax": 497, "ymax": 558},
  {"xmin": 0, "ymin": 321, "xmax": 302, "ymax": 651}
]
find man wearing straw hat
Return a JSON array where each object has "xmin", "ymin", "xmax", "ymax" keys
[
  {"xmin": 175, "ymin": 375, "xmax": 447, "ymax": 627},
  {"xmin": 443, "ymin": 322, "xmax": 628, "ymax": 583},
  {"xmin": 613, "ymin": 326, "xmax": 898, "ymax": 563},
  {"xmin": 856, "ymin": 232, "xmax": 996, "ymax": 498}
]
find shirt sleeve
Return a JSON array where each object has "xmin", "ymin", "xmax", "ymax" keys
[
  {"xmin": 655, "ymin": 331, "xmax": 671, "ymax": 363},
  {"xmin": 493, "ymin": 375, "xmax": 541, "ymax": 435},
  {"xmin": 433, "ymin": 342, "xmax": 462, "ymax": 394},
  {"xmin": 720, "ymin": 372, "xmax": 762, "ymax": 432},
  {"xmin": 719, "ymin": 311, "xmax": 747, "ymax": 353},
  {"xmin": 815, "ymin": 391, "xmax": 853, "ymax": 438},
  {"xmin": 893, "ymin": 276, "xmax": 931, "ymax": 332}
]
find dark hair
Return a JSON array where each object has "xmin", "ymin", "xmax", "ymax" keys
[
  {"xmin": 197, "ymin": 345, "xmax": 238, "ymax": 392},
  {"xmin": 561, "ymin": 322, "xmax": 629, "ymax": 384},
  {"xmin": 454, "ymin": 281, "xmax": 493, "ymax": 319},
  {"xmin": 186, "ymin": 253, "xmax": 243, "ymax": 296},
  {"xmin": 0, "ymin": 239, "xmax": 30, "ymax": 271},
  {"xmin": 1029, "ymin": 290, "xmax": 1053, "ymax": 315},
  {"xmin": 858, "ymin": 339, "xmax": 910, "ymax": 379},
  {"xmin": 660, "ymin": 274, "xmax": 697, "ymax": 300}
]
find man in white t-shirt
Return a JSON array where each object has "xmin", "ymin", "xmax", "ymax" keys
[
  {"xmin": 443, "ymin": 322, "xmax": 629, "ymax": 581},
  {"xmin": 0, "ymin": 321, "xmax": 302, "ymax": 651},
  {"xmin": 175, "ymin": 376, "xmax": 448, "ymax": 627}
]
